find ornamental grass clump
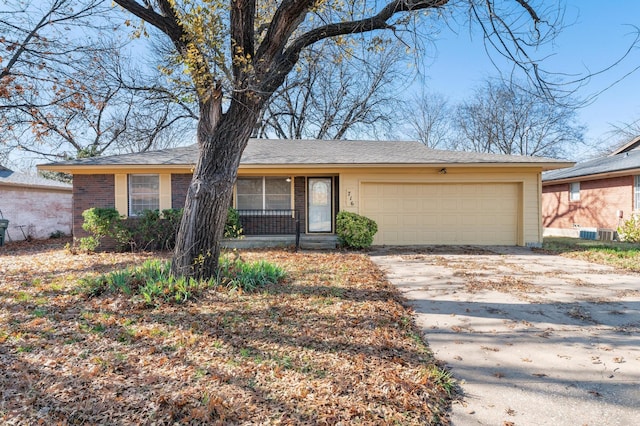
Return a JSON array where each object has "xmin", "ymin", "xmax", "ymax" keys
[
  {"xmin": 218, "ymin": 257, "xmax": 286, "ymax": 291},
  {"xmin": 79, "ymin": 256, "xmax": 285, "ymax": 305}
]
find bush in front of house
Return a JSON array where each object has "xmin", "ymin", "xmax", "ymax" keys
[
  {"xmin": 131, "ymin": 208, "xmax": 183, "ymax": 251},
  {"xmin": 81, "ymin": 207, "xmax": 132, "ymax": 251},
  {"xmin": 80, "ymin": 206, "xmax": 243, "ymax": 252},
  {"xmin": 224, "ymin": 207, "xmax": 243, "ymax": 239},
  {"xmin": 617, "ymin": 215, "xmax": 640, "ymax": 243},
  {"xmin": 336, "ymin": 211, "xmax": 378, "ymax": 249}
]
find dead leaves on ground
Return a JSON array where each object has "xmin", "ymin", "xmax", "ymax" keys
[{"xmin": 0, "ymin": 240, "xmax": 452, "ymax": 424}]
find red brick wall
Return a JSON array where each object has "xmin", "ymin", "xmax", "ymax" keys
[
  {"xmin": 171, "ymin": 174, "xmax": 192, "ymax": 209},
  {"xmin": 72, "ymin": 173, "xmax": 315, "ymax": 238},
  {"xmin": 72, "ymin": 174, "xmax": 115, "ymax": 237},
  {"xmin": 542, "ymin": 175, "xmax": 634, "ymax": 230},
  {"xmin": 294, "ymin": 176, "xmax": 307, "ymax": 233}
]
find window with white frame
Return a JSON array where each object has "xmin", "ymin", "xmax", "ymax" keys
[
  {"xmin": 635, "ymin": 176, "xmax": 640, "ymax": 210},
  {"xmin": 569, "ymin": 182, "xmax": 580, "ymax": 202},
  {"xmin": 129, "ymin": 174, "xmax": 159, "ymax": 216},
  {"xmin": 236, "ymin": 176, "xmax": 291, "ymax": 210}
]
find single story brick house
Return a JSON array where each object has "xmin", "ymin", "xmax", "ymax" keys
[
  {"xmin": 542, "ymin": 136, "xmax": 640, "ymax": 238},
  {"xmin": 0, "ymin": 165, "xmax": 72, "ymax": 242},
  {"xmin": 38, "ymin": 139, "xmax": 571, "ymax": 246}
]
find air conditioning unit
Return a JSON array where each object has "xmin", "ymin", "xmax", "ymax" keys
[
  {"xmin": 579, "ymin": 228, "xmax": 598, "ymax": 240},
  {"xmin": 598, "ymin": 228, "xmax": 615, "ymax": 241}
]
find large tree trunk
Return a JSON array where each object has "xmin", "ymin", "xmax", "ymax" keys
[{"xmin": 170, "ymin": 96, "xmax": 258, "ymax": 279}]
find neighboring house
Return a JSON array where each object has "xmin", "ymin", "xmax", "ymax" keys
[
  {"xmin": 542, "ymin": 136, "xmax": 640, "ymax": 238},
  {"xmin": 0, "ymin": 166, "xmax": 72, "ymax": 241},
  {"xmin": 38, "ymin": 139, "xmax": 571, "ymax": 247}
]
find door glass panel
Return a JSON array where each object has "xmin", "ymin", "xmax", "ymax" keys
[{"xmin": 308, "ymin": 178, "xmax": 332, "ymax": 232}]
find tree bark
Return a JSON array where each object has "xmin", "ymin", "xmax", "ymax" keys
[{"xmin": 170, "ymin": 94, "xmax": 258, "ymax": 279}]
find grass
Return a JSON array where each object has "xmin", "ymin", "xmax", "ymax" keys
[
  {"xmin": 541, "ymin": 237, "xmax": 640, "ymax": 272},
  {"xmin": 0, "ymin": 240, "xmax": 454, "ymax": 424}
]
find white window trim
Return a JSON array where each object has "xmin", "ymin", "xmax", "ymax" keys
[
  {"xmin": 569, "ymin": 182, "xmax": 580, "ymax": 202},
  {"xmin": 634, "ymin": 175, "xmax": 640, "ymax": 210},
  {"xmin": 128, "ymin": 174, "xmax": 160, "ymax": 217}
]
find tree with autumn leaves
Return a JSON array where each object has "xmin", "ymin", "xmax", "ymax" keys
[{"xmin": 105, "ymin": 0, "xmax": 563, "ymax": 279}]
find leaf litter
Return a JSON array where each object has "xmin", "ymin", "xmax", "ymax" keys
[{"xmin": 0, "ymin": 239, "xmax": 454, "ymax": 424}]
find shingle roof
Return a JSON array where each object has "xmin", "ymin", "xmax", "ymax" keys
[
  {"xmin": 40, "ymin": 139, "xmax": 570, "ymax": 169},
  {"xmin": 0, "ymin": 167, "xmax": 72, "ymax": 190},
  {"xmin": 542, "ymin": 149, "xmax": 640, "ymax": 182}
]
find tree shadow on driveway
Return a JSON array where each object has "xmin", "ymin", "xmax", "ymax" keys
[{"xmin": 370, "ymin": 247, "xmax": 640, "ymax": 426}]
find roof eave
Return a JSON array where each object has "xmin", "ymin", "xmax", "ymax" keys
[
  {"xmin": 38, "ymin": 160, "xmax": 573, "ymax": 174},
  {"xmin": 542, "ymin": 167, "xmax": 640, "ymax": 185},
  {"xmin": 0, "ymin": 181, "xmax": 72, "ymax": 191}
]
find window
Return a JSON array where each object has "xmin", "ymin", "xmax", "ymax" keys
[
  {"xmin": 635, "ymin": 176, "xmax": 640, "ymax": 210},
  {"xmin": 569, "ymin": 182, "xmax": 580, "ymax": 202},
  {"xmin": 129, "ymin": 174, "xmax": 159, "ymax": 216},
  {"xmin": 236, "ymin": 176, "xmax": 291, "ymax": 210}
]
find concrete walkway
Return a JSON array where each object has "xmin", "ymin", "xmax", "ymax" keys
[{"xmin": 370, "ymin": 246, "xmax": 640, "ymax": 426}]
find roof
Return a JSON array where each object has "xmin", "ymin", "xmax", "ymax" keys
[
  {"xmin": 610, "ymin": 135, "xmax": 640, "ymax": 156},
  {"xmin": 542, "ymin": 148, "xmax": 640, "ymax": 183},
  {"xmin": 0, "ymin": 167, "xmax": 72, "ymax": 190},
  {"xmin": 39, "ymin": 139, "xmax": 572, "ymax": 171}
]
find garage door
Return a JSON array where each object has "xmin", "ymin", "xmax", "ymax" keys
[{"xmin": 360, "ymin": 182, "xmax": 519, "ymax": 245}]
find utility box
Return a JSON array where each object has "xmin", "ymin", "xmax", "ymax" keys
[
  {"xmin": 0, "ymin": 219, "xmax": 8, "ymax": 246},
  {"xmin": 579, "ymin": 228, "xmax": 598, "ymax": 240}
]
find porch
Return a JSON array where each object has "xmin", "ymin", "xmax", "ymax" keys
[
  {"xmin": 228, "ymin": 209, "xmax": 337, "ymax": 250},
  {"xmin": 222, "ymin": 234, "xmax": 338, "ymax": 250}
]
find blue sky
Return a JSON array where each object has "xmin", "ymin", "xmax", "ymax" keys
[{"xmin": 417, "ymin": 1, "xmax": 640, "ymax": 158}]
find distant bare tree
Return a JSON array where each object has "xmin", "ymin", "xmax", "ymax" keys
[
  {"xmin": 254, "ymin": 42, "xmax": 405, "ymax": 140},
  {"xmin": 454, "ymin": 79, "xmax": 585, "ymax": 158},
  {"xmin": 401, "ymin": 90, "xmax": 453, "ymax": 149},
  {"xmin": 0, "ymin": 0, "xmax": 197, "ymax": 166}
]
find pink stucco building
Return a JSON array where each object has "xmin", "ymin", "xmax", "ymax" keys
[{"xmin": 0, "ymin": 166, "xmax": 72, "ymax": 242}]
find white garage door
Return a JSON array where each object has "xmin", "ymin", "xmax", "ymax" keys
[{"xmin": 360, "ymin": 182, "xmax": 519, "ymax": 245}]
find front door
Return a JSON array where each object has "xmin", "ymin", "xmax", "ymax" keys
[{"xmin": 308, "ymin": 177, "xmax": 332, "ymax": 233}]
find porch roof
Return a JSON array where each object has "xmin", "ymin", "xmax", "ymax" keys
[{"xmin": 38, "ymin": 139, "xmax": 572, "ymax": 172}]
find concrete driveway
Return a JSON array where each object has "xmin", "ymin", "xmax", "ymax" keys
[{"xmin": 370, "ymin": 246, "xmax": 640, "ymax": 426}]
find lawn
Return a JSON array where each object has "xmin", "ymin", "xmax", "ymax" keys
[
  {"xmin": 0, "ymin": 238, "xmax": 453, "ymax": 425},
  {"xmin": 541, "ymin": 237, "xmax": 640, "ymax": 273}
]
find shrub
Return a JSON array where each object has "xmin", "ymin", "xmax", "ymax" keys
[
  {"xmin": 80, "ymin": 207, "xmax": 131, "ymax": 252},
  {"xmin": 336, "ymin": 211, "xmax": 378, "ymax": 249},
  {"xmin": 224, "ymin": 207, "xmax": 243, "ymax": 239},
  {"xmin": 49, "ymin": 230, "xmax": 66, "ymax": 239},
  {"xmin": 617, "ymin": 214, "xmax": 640, "ymax": 243},
  {"xmin": 130, "ymin": 208, "xmax": 183, "ymax": 251}
]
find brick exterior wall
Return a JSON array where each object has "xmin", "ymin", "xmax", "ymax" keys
[
  {"xmin": 72, "ymin": 174, "xmax": 115, "ymax": 238},
  {"xmin": 171, "ymin": 174, "xmax": 192, "ymax": 209},
  {"xmin": 294, "ymin": 176, "xmax": 307, "ymax": 233},
  {"xmin": 71, "ymin": 173, "xmax": 331, "ymax": 239},
  {"xmin": 542, "ymin": 175, "xmax": 634, "ymax": 230}
]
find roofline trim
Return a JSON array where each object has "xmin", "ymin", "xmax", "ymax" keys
[
  {"xmin": 39, "ymin": 161, "xmax": 573, "ymax": 174},
  {"xmin": 542, "ymin": 168, "xmax": 640, "ymax": 184},
  {"xmin": 0, "ymin": 181, "xmax": 72, "ymax": 191}
]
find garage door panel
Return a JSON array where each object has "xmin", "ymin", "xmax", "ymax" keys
[{"xmin": 361, "ymin": 182, "xmax": 519, "ymax": 245}]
